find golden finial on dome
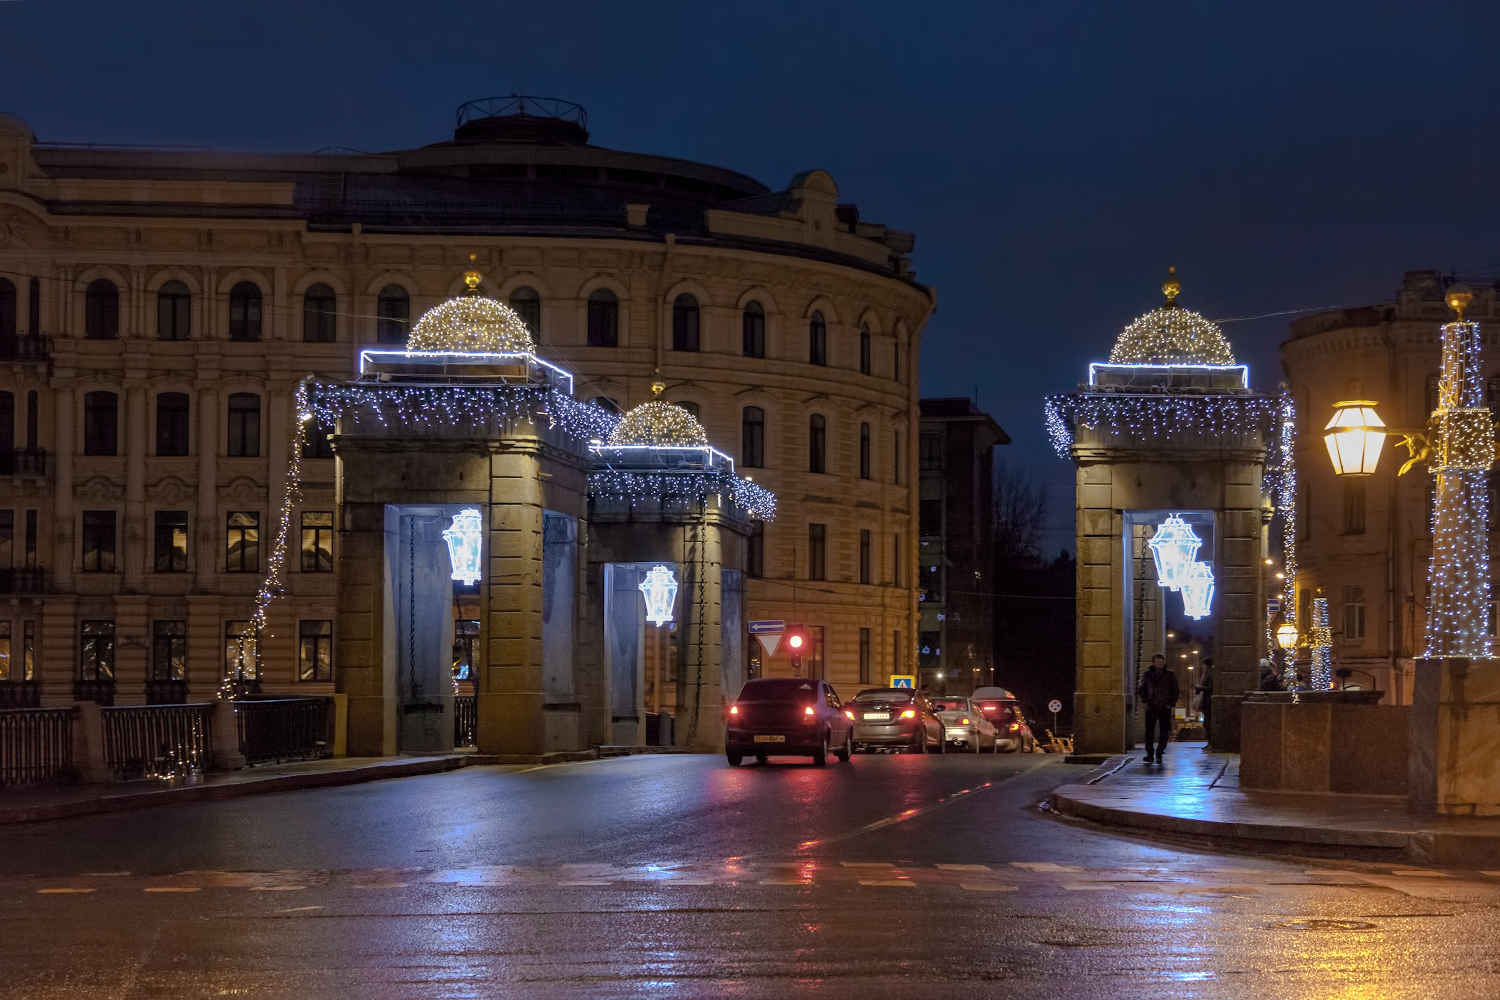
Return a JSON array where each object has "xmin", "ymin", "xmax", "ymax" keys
[
  {"xmin": 1162, "ymin": 265, "xmax": 1180, "ymax": 306},
  {"xmin": 462, "ymin": 253, "xmax": 483, "ymax": 296},
  {"xmin": 651, "ymin": 370, "xmax": 666, "ymax": 397},
  {"xmin": 1447, "ymin": 284, "xmax": 1473, "ymax": 321}
]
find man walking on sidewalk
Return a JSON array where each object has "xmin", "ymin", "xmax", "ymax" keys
[{"xmin": 1137, "ymin": 653, "xmax": 1180, "ymax": 764}]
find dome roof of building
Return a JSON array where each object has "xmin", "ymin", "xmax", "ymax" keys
[
  {"xmin": 407, "ymin": 282, "xmax": 534, "ymax": 354},
  {"xmin": 607, "ymin": 388, "xmax": 709, "ymax": 447},
  {"xmin": 1108, "ymin": 269, "xmax": 1235, "ymax": 366}
]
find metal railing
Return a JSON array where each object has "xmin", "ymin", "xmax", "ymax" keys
[
  {"xmin": 0, "ymin": 569, "xmax": 47, "ymax": 595},
  {"xmin": 0, "ymin": 681, "xmax": 41, "ymax": 709},
  {"xmin": 0, "ymin": 333, "xmax": 51, "ymax": 364},
  {"xmin": 0, "ymin": 707, "xmax": 74, "ymax": 785},
  {"xmin": 454, "ymin": 695, "xmax": 477, "ymax": 748},
  {"xmin": 0, "ymin": 448, "xmax": 48, "ymax": 476},
  {"xmin": 101, "ymin": 703, "xmax": 214, "ymax": 780},
  {"xmin": 235, "ymin": 698, "xmax": 330, "ymax": 765}
]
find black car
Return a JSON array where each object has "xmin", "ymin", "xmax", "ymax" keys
[{"xmin": 726, "ymin": 678, "xmax": 855, "ymax": 766}]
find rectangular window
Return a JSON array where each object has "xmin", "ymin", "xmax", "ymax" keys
[
  {"xmin": 83, "ymin": 391, "xmax": 118, "ymax": 456},
  {"xmin": 808, "ymin": 523, "xmax": 826, "ymax": 581},
  {"xmin": 22, "ymin": 620, "xmax": 33, "ymax": 681},
  {"xmin": 81, "ymin": 510, "xmax": 116, "ymax": 572},
  {"xmin": 741, "ymin": 407, "xmax": 765, "ymax": 468},
  {"xmin": 747, "ymin": 521, "xmax": 764, "ymax": 578},
  {"xmin": 920, "ymin": 498, "xmax": 942, "ymax": 536},
  {"xmin": 1342, "ymin": 479, "xmax": 1366, "ymax": 534},
  {"xmin": 921, "ymin": 560, "xmax": 942, "ymax": 601},
  {"xmin": 226, "ymin": 512, "xmax": 260, "ymax": 573},
  {"xmin": 0, "ymin": 620, "xmax": 10, "ymax": 682},
  {"xmin": 0, "ymin": 510, "xmax": 11, "ymax": 568},
  {"xmin": 300, "ymin": 511, "xmax": 334, "ymax": 572},
  {"xmin": 919, "ymin": 432, "xmax": 943, "ymax": 470},
  {"xmin": 154, "ymin": 511, "xmax": 188, "ymax": 573},
  {"xmin": 302, "ymin": 417, "xmax": 335, "ymax": 459},
  {"xmin": 859, "ymin": 423, "xmax": 871, "ymax": 480},
  {"xmin": 151, "ymin": 620, "xmax": 187, "ymax": 682},
  {"xmin": 893, "ymin": 533, "xmax": 903, "ymax": 587},
  {"xmin": 860, "ymin": 330, "xmax": 871, "ymax": 375},
  {"xmin": 1343, "ymin": 586, "xmax": 1366, "ymax": 642},
  {"xmin": 808, "ymin": 415, "xmax": 825, "ymax": 474},
  {"xmin": 859, "ymin": 627, "xmax": 871, "ymax": 685},
  {"xmin": 226, "ymin": 393, "xmax": 260, "ymax": 457},
  {"xmin": 155, "ymin": 393, "xmax": 190, "ymax": 456},
  {"xmin": 79, "ymin": 620, "xmax": 114, "ymax": 681},
  {"xmin": 859, "ymin": 529, "xmax": 871, "ymax": 584},
  {"xmin": 299, "ymin": 620, "xmax": 333, "ymax": 682},
  {"xmin": 225, "ymin": 620, "xmax": 258, "ymax": 680},
  {"xmin": 23, "ymin": 510, "xmax": 35, "ymax": 568}
]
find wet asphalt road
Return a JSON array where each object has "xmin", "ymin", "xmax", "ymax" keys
[{"xmin": 2, "ymin": 752, "xmax": 1499, "ymax": 999}]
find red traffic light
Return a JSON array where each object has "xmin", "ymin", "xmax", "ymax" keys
[
  {"xmin": 788, "ymin": 634, "xmax": 804, "ymax": 649},
  {"xmin": 786, "ymin": 624, "xmax": 807, "ymax": 651}
]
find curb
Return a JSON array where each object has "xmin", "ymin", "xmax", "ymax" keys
[{"xmin": 0, "ymin": 749, "xmax": 600, "ymax": 827}]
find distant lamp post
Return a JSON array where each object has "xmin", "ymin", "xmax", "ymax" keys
[
  {"xmin": 1323, "ymin": 401, "xmax": 1387, "ymax": 476},
  {"xmin": 1275, "ymin": 623, "xmax": 1299, "ymax": 651}
]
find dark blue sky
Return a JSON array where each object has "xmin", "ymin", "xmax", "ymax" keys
[{"xmin": 6, "ymin": 1, "xmax": 1500, "ymax": 553}]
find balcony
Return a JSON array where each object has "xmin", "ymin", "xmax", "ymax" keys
[
  {"xmin": 0, "ymin": 569, "xmax": 46, "ymax": 594},
  {"xmin": 0, "ymin": 333, "xmax": 52, "ymax": 366},
  {"xmin": 0, "ymin": 448, "xmax": 48, "ymax": 476}
]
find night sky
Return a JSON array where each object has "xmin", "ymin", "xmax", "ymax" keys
[{"xmin": 6, "ymin": 1, "xmax": 1500, "ymax": 553}]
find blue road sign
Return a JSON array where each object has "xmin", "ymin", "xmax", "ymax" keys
[{"xmin": 748, "ymin": 620, "xmax": 785, "ymax": 634}]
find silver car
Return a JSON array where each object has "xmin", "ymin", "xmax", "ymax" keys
[{"xmin": 930, "ymin": 696, "xmax": 1000, "ymax": 753}]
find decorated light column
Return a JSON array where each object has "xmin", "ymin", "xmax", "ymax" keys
[{"xmin": 1426, "ymin": 288, "xmax": 1494, "ymax": 656}]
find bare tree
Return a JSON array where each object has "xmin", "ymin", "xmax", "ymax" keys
[{"xmin": 993, "ymin": 461, "xmax": 1049, "ymax": 566}]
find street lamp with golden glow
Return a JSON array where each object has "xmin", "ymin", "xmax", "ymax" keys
[
  {"xmin": 1275, "ymin": 622, "xmax": 1299, "ymax": 651},
  {"xmin": 1323, "ymin": 400, "xmax": 1387, "ymax": 476}
]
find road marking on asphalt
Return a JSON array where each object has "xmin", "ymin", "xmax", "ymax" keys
[
  {"xmin": 276, "ymin": 906, "xmax": 323, "ymax": 913},
  {"xmin": 144, "ymin": 887, "xmax": 199, "ymax": 893},
  {"xmin": 859, "ymin": 879, "xmax": 915, "ymax": 887},
  {"xmin": 1012, "ymin": 862, "xmax": 1083, "ymax": 872},
  {"xmin": 37, "ymin": 888, "xmax": 94, "ymax": 894},
  {"xmin": 249, "ymin": 886, "xmax": 306, "ymax": 891},
  {"xmin": 664, "ymin": 880, "xmax": 714, "ymax": 885},
  {"xmin": 352, "ymin": 883, "xmax": 408, "ymax": 889},
  {"xmin": 558, "ymin": 880, "xmax": 612, "ymax": 886},
  {"xmin": 937, "ymin": 864, "xmax": 991, "ymax": 871},
  {"xmin": 1389, "ymin": 869, "xmax": 1454, "ymax": 877},
  {"xmin": 1060, "ymin": 883, "xmax": 1118, "ymax": 890},
  {"xmin": 959, "ymin": 883, "xmax": 1018, "ymax": 892}
]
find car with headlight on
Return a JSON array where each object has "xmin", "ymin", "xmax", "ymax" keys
[
  {"xmin": 725, "ymin": 678, "xmax": 854, "ymax": 766},
  {"xmin": 971, "ymin": 686, "xmax": 1037, "ymax": 753},
  {"xmin": 930, "ymin": 696, "xmax": 1000, "ymax": 752},
  {"xmin": 849, "ymin": 687, "xmax": 944, "ymax": 753}
]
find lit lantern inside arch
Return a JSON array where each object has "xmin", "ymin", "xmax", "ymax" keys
[
  {"xmin": 1323, "ymin": 400, "xmax": 1387, "ymax": 477},
  {"xmin": 638, "ymin": 565, "xmax": 679, "ymax": 627},
  {"xmin": 1181, "ymin": 560, "xmax": 1216, "ymax": 620},
  {"xmin": 442, "ymin": 509, "xmax": 484, "ymax": 585},
  {"xmin": 1148, "ymin": 514, "xmax": 1202, "ymax": 589}
]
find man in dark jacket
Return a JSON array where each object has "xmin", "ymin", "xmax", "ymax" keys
[{"xmin": 1137, "ymin": 654, "xmax": 1180, "ymax": 764}]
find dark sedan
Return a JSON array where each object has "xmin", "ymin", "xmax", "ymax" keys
[
  {"xmin": 725, "ymin": 678, "xmax": 854, "ymax": 766},
  {"xmin": 850, "ymin": 687, "xmax": 945, "ymax": 753}
]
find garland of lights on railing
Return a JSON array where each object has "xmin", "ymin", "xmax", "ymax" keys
[
  {"xmin": 304, "ymin": 381, "xmax": 621, "ymax": 443},
  {"xmin": 589, "ymin": 468, "xmax": 776, "ymax": 521},
  {"xmin": 1044, "ymin": 393, "xmax": 1281, "ymax": 457}
]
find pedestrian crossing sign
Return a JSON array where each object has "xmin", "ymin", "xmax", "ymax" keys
[{"xmin": 890, "ymin": 674, "xmax": 916, "ymax": 689}]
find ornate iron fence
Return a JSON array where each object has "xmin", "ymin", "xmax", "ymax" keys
[
  {"xmin": 235, "ymin": 698, "xmax": 330, "ymax": 765},
  {"xmin": 454, "ymin": 695, "xmax": 477, "ymax": 748},
  {"xmin": 0, "ymin": 707, "xmax": 74, "ymax": 785},
  {"xmin": 101, "ymin": 703, "xmax": 214, "ymax": 780}
]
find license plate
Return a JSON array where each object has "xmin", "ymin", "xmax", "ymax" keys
[
  {"xmin": 753, "ymin": 735, "xmax": 786, "ymax": 743},
  {"xmin": 862, "ymin": 712, "xmax": 890, "ymax": 721}
]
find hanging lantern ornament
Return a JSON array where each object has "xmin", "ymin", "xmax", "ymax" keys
[
  {"xmin": 1148, "ymin": 514, "xmax": 1203, "ymax": 589},
  {"xmin": 638, "ymin": 565, "xmax": 679, "ymax": 627},
  {"xmin": 442, "ymin": 509, "xmax": 484, "ymax": 585},
  {"xmin": 1275, "ymin": 622, "xmax": 1299, "ymax": 651},
  {"xmin": 1323, "ymin": 400, "xmax": 1388, "ymax": 476},
  {"xmin": 1180, "ymin": 560, "xmax": 1216, "ymax": 620}
]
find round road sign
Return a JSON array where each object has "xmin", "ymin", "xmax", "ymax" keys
[{"xmin": 1048, "ymin": 699, "xmax": 1063, "ymax": 714}]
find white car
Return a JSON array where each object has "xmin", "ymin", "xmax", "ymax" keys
[{"xmin": 929, "ymin": 696, "xmax": 1000, "ymax": 753}]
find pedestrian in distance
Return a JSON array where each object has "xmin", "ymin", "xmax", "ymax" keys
[
  {"xmin": 1136, "ymin": 653, "xmax": 1179, "ymax": 764},
  {"xmin": 1259, "ymin": 658, "xmax": 1282, "ymax": 691},
  {"xmin": 1195, "ymin": 656, "xmax": 1215, "ymax": 749}
]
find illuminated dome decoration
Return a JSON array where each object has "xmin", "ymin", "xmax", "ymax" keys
[
  {"xmin": 406, "ymin": 261, "xmax": 535, "ymax": 354},
  {"xmin": 607, "ymin": 381, "xmax": 709, "ymax": 447},
  {"xmin": 1108, "ymin": 267, "xmax": 1236, "ymax": 366}
]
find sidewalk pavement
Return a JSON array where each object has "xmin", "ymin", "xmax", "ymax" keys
[
  {"xmin": 1049, "ymin": 742, "xmax": 1500, "ymax": 866},
  {"xmin": 0, "ymin": 748, "xmax": 598, "ymax": 827}
]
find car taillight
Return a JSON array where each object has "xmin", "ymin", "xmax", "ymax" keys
[
  {"xmin": 900, "ymin": 709, "xmax": 916, "ymax": 719},
  {"xmin": 844, "ymin": 709, "xmax": 854, "ymax": 720},
  {"xmin": 729, "ymin": 705, "xmax": 738, "ymax": 715},
  {"xmin": 980, "ymin": 704, "xmax": 997, "ymax": 714},
  {"xmin": 804, "ymin": 706, "xmax": 815, "ymax": 717},
  {"xmin": 1009, "ymin": 723, "xmax": 1020, "ymax": 731},
  {"xmin": 959, "ymin": 717, "xmax": 970, "ymax": 725}
]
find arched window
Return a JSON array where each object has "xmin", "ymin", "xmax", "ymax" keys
[
  {"xmin": 742, "ymin": 301, "xmax": 765, "ymax": 358},
  {"xmin": 0, "ymin": 277, "xmax": 15, "ymax": 355},
  {"xmin": 587, "ymin": 289, "xmax": 619, "ymax": 347},
  {"xmin": 155, "ymin": 392, "xmax": 190, "ymax": 456},
  {"xmin": 303, "ymin": 283, "xmax": 337, "ymax": 343},
  {"xmin": 673, "ymin": 294, "xmax": 700, "ymax": 352},
  {"xmin": 809, "ymin": 414, "xmax": 826, "ymax": 473},
  {"xmin": 83, "ymin": 391, "xmax": 118, "ymax": 456},
  {"xmin": 1425, "ymin": 373, "xmax": 1441, "ymax": 415},
  {"xmin": 85, "ymin": 279, "xmax": 119, "ymax": 340},
  {"xmin": 742, "ymin": 406, "xmax": 764, "ymax": 468},
  {"xmin": 509, "ymin": 287, "xmax": 540, "ymax": 341},
  {"xmin": 591, "ymin": 396, "xmax": 621, "ymax": 414},
  {"xmin": 228, "ymin": 281, "xmax": 262, "ymax": 342},
  {"xmin": 376, "ymin": 285, "xmax": 410, "ymax": 344},
  {"xmin": 675, "ymin": 401, "xmax": 700, "ymax": 419},
  {"xmin": 809, "ymin": 311, "xmax": 827, "ymax": 366},
  {"xmin": 859, "ymin": 325, "xmax": 872, "ymax": 375},
  {"xmin": 157, "ymin": 280, "xmax": 191, "ymax": 341},
  {"xmin": 227, "ymin": 393, "xmax": 261, "ymax": 457},
  {"xmin": 859, "ymin": 422, "xmax": 871, "ymax": 480}
]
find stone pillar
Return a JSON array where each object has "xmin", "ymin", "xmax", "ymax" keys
[
  {"xmin": 338, "ymin": 499, "xmax": 395, "ymax": 756},
  {"xmin": 1410, "ymin": 657, "xmax": 1500, "ymax": 815},
  {"xmin": 480, "ymin": 450, "xmax": 547, "ymax": 754},
  {"xmin": 39, "ymin": 596, "xmax": 76, "ymax": 707},
  {"xmin": 112, "ymin": 595, "xmax": 148, "ymax": 705},
  {"xmin": 675, "ymin": 509, "xmax": 727, "ymax": 752},
  {"xmin": 541, "ymin": 512, "xmax": 581, "ymax": 751},
  {"xmin": 187, "ymin": 595, "xmax": 221, "ymax": 700},
  {"xmin": 1074, "ymin": 465, "xmax": 1124, "ymax": 754},
  {"xmin": 1211, "ymin": 462, "xmax": 1267, "ymax": 752}
]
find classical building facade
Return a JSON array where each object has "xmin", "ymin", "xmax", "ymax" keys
[
  {"xmin": 917, "ymin": 397, "xmax": 1006, "ymax": 693},
  {"xmin": 0, "ymin": 99, "xmax": 931, "ymax": 707},
  {"xmin": 1281, "ymin": 269, "xmax": 1500, "ymax": 704}
]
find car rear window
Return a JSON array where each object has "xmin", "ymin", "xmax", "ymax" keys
[
  {"xmin": 853, "ymin": 689, "xmax": 914, "ymax": 703},
  {"xmin": 738, "ymin": 679, "xmax": 819, "ymax": 703},
  {"xmin": 930, "ymin": 699, "xmax": 969, "ymax": 712}
]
